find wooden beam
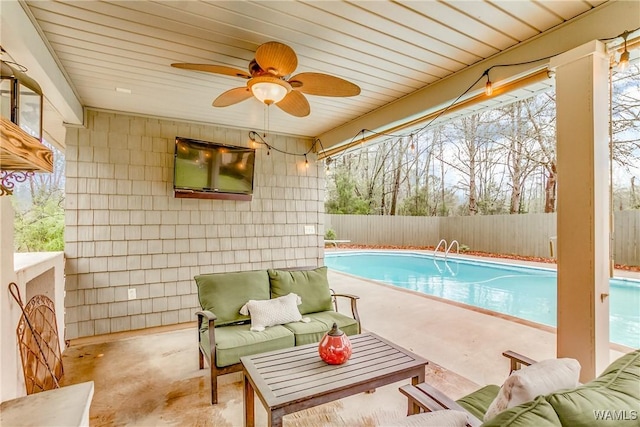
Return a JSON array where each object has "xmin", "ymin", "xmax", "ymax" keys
[{"xmin": 0, "ymin": 116, "xmax": 53, "ymax": 172}]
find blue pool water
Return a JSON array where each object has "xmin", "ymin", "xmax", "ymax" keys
[{"xmin": 325, "ymin": 251, "xmax": 640, "ymax": 349}]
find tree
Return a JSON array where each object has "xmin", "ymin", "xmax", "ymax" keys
[
  {"xmin": 440, "ymin": 113, "xmax": 494, "ymax": 215},
  {"xmin": 325, "ymin": 65, "xmax": 639, "ymax": 217},
  {"xmin": 520, "ymin": 92, "xmax": 557, "ymax": 213},
  {"xmin": 611, "ymin": 63, "xmax": 640, "ymax": 179},
  {"xmin": 325, "ymin": 166, "xmax": 372, "ymax": 214},
  {"xmin": 12, "ymin": 144, "xmax": 65, "ymax": 252}
]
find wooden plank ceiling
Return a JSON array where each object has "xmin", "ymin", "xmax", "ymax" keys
[{"xmin": 20, "ymin": 0, "xmax": 606, "ymax": 146}]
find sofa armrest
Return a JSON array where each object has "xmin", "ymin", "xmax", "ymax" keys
[
  {"xmin": 196, "ymin": 310, "xmax": 217, "ymax": 369},
  {"xmin": 196, "ymin": 310, "xmax": 217, "ymax": 326},
  {"xmin": 399, "ymin": 383, "xmax": 483, "ymax": 427},
  {"xmin": 502, "ymin": 350, "xmax": 536, "ymax": 374},
  {"xmin": 330, "ymin": 291, "xmax": 361, "ymax": 333}
]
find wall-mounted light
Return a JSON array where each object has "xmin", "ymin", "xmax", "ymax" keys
[
  {"xmin": 1, "ymin": 60, "xmax": 43, "ymax": 141},
  {"xmin": 248, "ymin": 75, "xmax": 291, "ymax": 105}
]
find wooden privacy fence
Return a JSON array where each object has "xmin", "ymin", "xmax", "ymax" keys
[{"xmin": 326, "ymin": 211, "xmax": 640, "ymax": 266}]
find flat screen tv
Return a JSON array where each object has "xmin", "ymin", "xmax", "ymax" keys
[{"xmin": 173, "ymin": 137, "xmax": 256, "ymax": 201}]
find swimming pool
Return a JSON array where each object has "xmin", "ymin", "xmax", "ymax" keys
[{"xmin": 324, "ymin": 251, "xmax": 640, "ymax": 349}]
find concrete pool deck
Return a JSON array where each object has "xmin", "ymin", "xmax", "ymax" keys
[
  {"xmin": 61, "ymin": 252, "xmax": 637, "ymax": 425},
  {"xmin": 327, "ymin": 250, "xmax": 637, "ymax": 387}
]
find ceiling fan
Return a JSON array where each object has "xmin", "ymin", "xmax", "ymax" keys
[{"xmin": 171, "ymin": 41, "xmax": 361, "ymax": 117}]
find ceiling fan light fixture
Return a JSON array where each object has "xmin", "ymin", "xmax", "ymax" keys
[{"xmin": 248, "ymin": 75, "xmax": 291, "ymax": 105}]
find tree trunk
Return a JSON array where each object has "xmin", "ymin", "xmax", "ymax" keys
[
  {"xmin": 544, "ymin": 163, "xmax": 557, "ymax": 213},
  {"xmin": 389, "ymin": 139, "xmax": 409, "ymax": 216},
  {"xmin": 466, "ymin": 117, "xmax": 478, "ymax": 216},
  {"xmin": 469, "ymin": 154, "xmax": 478, "ymax": 215}
]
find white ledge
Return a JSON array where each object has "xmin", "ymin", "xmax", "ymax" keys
[{"xmin": 1, "ymin": 381, "xmax": 94, "ymax": 426}]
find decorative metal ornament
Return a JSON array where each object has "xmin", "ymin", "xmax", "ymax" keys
[{"xmin": 1, "ymin": 170, "xmax": 34, "ymax": 196}]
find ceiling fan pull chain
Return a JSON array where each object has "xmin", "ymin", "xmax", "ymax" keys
[
  {"xmin": 261, "ymin": 104, "xmax": 270, "ymax": 155},
  {"xmin": 263, "ymin": 104, "xmax": 268, "ymax": 138}
]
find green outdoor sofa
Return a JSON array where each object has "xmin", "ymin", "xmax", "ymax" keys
[
  {"xmin": 194, "ymin": 266, "xmax": 361, "ymax": 404},
  {"xmin": 400, "ymin": 348, "xmax": 640, "ymax": 426}
]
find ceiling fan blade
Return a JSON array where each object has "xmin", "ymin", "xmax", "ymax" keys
[
  {"xmin": 289, "ymin": 72, "xmax": 360, "ymax": 97},
  {"xmin": 171, "ymin": 63, "xmax": 250, "ymax": 79},
  {"xmin": 255, "ymin": 42, "xmax": 298, "ymax": 77},
  {"xmin": 275, "ymin": 91, "xmax": 310, "ymax": 117},
  {"xmin": 213, "ymin": 87, "xmax": 253, "ymax": 107}
]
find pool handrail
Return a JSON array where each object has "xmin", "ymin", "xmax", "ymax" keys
[
  {"xmin": 434, "ymin": 239, "xmax": 447, "ymax": 257},
  {"xmin": 445, "ymin": 240, "xmax": 459, "ymax": 257}
]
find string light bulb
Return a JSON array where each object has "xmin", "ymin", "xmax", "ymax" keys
[
  {"xmin": 618, "ymin": 31, "xmax": 630, "ymax": 72},
  {"xmin": 409, "ymin": 134, "xmax": 415, "ymax": 151},
  {"xmin": 304, "ymin": 154, "xmax": 309, "ymax": 168},
  {"xmin": 484, "ymin": 70, "xmax": 493, "ymax": 96}
]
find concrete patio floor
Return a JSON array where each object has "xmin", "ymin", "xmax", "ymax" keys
[{"xmin": 60, "ymin": 253, "xmax": 635, "ymax": 426}]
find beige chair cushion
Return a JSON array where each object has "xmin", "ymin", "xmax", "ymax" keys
[{"xmin": 484, "ymin": 358, "xmax": 581, "ymax": 421}]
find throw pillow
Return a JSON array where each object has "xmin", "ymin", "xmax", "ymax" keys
[
  {"xmin": 378, "ymin": 410, "xmax": 468, "ymax": 427},
  {"xmin": 484, "ymin": 358, "xmax": 581, "ymax": 421},
  {"xmin": 239, "ymin": 293, "xmax": 303, "ymax": 332}
]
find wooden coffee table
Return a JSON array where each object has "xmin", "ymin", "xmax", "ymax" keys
[{"xmin": 241, "ymin": 332, "xmax": 428, "ymax": 427}]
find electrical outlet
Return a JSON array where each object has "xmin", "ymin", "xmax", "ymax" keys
[
  {"xmin": 128, "ymin": 288, "xmax": 137, "ymax": 300},
  {"xmin": 304, "ymin": 225, "xmax": 315, "ymax": 235}
]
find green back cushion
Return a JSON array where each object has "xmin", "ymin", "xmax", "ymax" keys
[
  {"xmin": 456, "ymin": 384, "xmax": 500, "ymax": 421},
  {"xmin": 268, "ymin": 267, "xmax": 333, "ymax": 315},
  {"xmin": 545, "ymin": 349, "xmax": 640, "ymax": 427},
  {"xmin": 482, "ymin": 396, "xmax": 562, "ymax": 426},
  {"xmin": 194, "ymin": 270, "xmax": 269, "ymax": 326}
]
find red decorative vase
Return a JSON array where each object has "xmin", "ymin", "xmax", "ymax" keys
[{"xmin": 318, "ymin": 322, "xmax": 352, "ymax": 365}]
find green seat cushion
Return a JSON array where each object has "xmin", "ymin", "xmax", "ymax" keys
[
  {"xmin": 456, "ymin": 384, "xmax": 500, "ymax": 421},
  {"xmin": 545, "ymin": 349, "xmax": 640, "ymax": 426},
  {"xmin": 268, "ymin": 267, "xmax": 333, "ymax": 315},
  {"xmin": 482, "ymin": 396, "xmax": 562, "ymax": 427},
  {"xmin": 195, "ymin": 270, "xmax": 269, "ymax": 326},
  {"xmin": 283, "ymin": 311, "xmax": 360, "ymax": 345},
  {"xmin": 200, "ymin": 323, "xmax": 295, "ymax": 368}
]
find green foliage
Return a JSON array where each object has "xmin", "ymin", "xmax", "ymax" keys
[
  {"xmin": 12, "ymin": 143, "xmax": 65, "ymax": 252},
  {"xmin": 325, "ymin": 169, "xmax": 372, "ymax": 214},
  {"xmin": 324, "ymin": 228, "xmax": 337, "ymax": 240},
  {"xmin": 13, "ymin": 188, "xmax": 65, "ymax": 252},
  {"xmin": 398, "ymin": 189, "xmax": 430, "ymax": 216},
  {"xmin": 459, "ymin": 244, "xmax": 470, "ymax": 252}
]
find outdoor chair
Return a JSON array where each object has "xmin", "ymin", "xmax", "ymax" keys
[{"xmin": 396, "ymin": 349, "xmax": 640, "ymax": 427}]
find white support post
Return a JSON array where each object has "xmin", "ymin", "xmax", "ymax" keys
[{"xmin": 550, "ymin": 40, "xmax": 610, "ymax": 382}]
